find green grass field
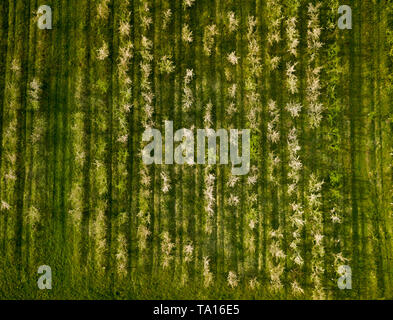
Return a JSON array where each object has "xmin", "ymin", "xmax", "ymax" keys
[{"xmin": 0, "ymin": 0, "xmax": 392, "ymax": 299}]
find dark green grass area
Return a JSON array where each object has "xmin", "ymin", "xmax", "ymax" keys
[{"xmin": 0, "ymin": 257, "xmax": 360, "ymax": 300}]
